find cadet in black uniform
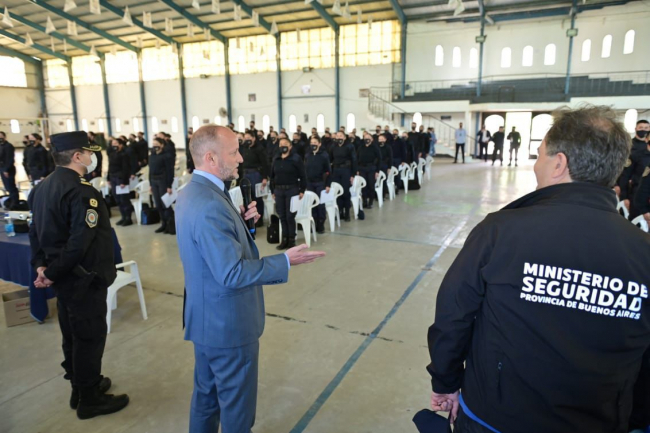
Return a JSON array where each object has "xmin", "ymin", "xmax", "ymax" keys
[
  {"xmin": 271, "ymin": 138, "xmax": 307, "ymax": 250},
  {"xmin": 491, "ymin": 126, "xmax": 505, "ymax": 166},
  {"xmin": 507, "ymin": 127, "xmax": 522, "ymax": 166},
  {"xmin": 418, "ymin": 125, "xmax": 429, "ymax": 159},
  {"xmin": 27, "ymin": 133, "xmax": 51, "ymax": 183},
  {"xmin": 107, "ymin": 138, "xmax": 134, "ymax": 226},
  {"xmin": 305, "ymin": 136, "xmax": 331, "ymax": 234},
  {"xmin": 256, "ymin": 130, "xmax": 267, "ymax": 150},
  {"xmin": 149, "ymin": 137, "xmax": 175, "ymax": 235},
  {"xmin": 407, "ymin": 123, "xmax": 420, "ymax": 163},
  {"xmin": 292, "ymin": 132, "xmax": 307, "ymax": 161},
  {"xmin": 136, "ymin": 132, "xmax": 149, "ymax": 168},
  {"xmin": 239, "ymin": 131, "xmax": 269, "ymax": 225},
  {"xmin": 357, "ymin": 132, "xmax": 381, "ymax": 209},
  {"xmin": 377, "ymin": 133, "xmax": 393, "ymax": 200},
  {"xmin": 616, "ymin": 120, "xmax": 650, "ymax": 217},
  {"xmin": 0, "ymin": 131, "xmax": 19, "ymax": 207},
  {"xmin": 28, "ymin": 131, "xmax": 129, "ymax": 420},
  {"xmin": 266, "ymin": 130, "xmax": 280, "ymax": 165},
  {"xmin": 329, "ymin": 131, "xmax": 357, "ymax": 221}
]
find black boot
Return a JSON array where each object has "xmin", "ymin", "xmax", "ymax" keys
[
  {"xmin": 285, "ymin": 236, "xmax": 296, "ymax": 249},
  {"xmin": 316, "ymin": 220, "xmax": 325, "ymax": 234},
  {"xmin": 276, "ymin": 237, "xmax": 289, "ymax": 250},
  {"xmin": 77, "ymin": 384, "xmax": 129, "ymax": 420},
  {"xmin": 71, "ymin": 377, "xmax": 112, "ymax": 410},
  {"xmin": 155, "ymin": 221, "xmax": 167, "ymax": 233},
  {"xmin": 115, "ymin": 219, "xmax": 125, "ymax": 226},
  {"xmin": 121, "ymin": 218, "xmax": 133, "ymax": 227},
  {"xmin": 367, "ymin": 198, "xmax": 374, "ymax": 209}
]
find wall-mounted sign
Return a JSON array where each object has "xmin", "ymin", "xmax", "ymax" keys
[{"xmin": 248, "ymin": 93, "xmax": 256, "ymax": 102}]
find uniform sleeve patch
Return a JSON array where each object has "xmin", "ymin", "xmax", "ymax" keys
[
  {"xmin": 90, "ymin": 198, "xmax": 98, "ymax": 208},
  {"xmin": 86, "ymin": 209, "xmax": 98, "ymax": 228}
]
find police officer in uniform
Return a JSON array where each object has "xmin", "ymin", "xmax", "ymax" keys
[
  {"xmin": 507, "ymin": 127, "xmax": 522, "ymax": 167},
  {"xmin": 491, "ymin": 126, "xmax": 505, "ymax": 166},
  {"xmin": 0, "ymin": 131, "xmax": 19, "ymax": 207},
  {"xmin": 266, "ymin": 130, "xmax": 280, "ymax": 165},
  {"xmin": 28, "ymin": 131, "xmax": 129, "ymax": 420},
  {"xmin": 239, "ymin": 131, "xmax": 269, "ymax": 225},
  {"xmin": 27, "ymin": 133, "xmax": 51, "ymax": 183},
  {"xmin": 305, "ymin": 136, "xmax": 331, "ymax": 234},
  {"xmin": 616, "ymin": 119, "xmax": 650, "ymax": 217},
  {"xmin": 271, "ymin": 138, "xmax": 307, "ymax": 250},
  {"xmin": 107, "ymin": 138, "xmax": 134, "ymax": 226},
  {"xmin": 329, "ymin": 131, "xmax": 357, "ymax": 222},
  {"xmin": 149, "ymin": 137, "xmax": 175, "ymax": 234},
  {"xmin": 378, "ymin": 133, "xmax": 393, "ymax": 200},
  {"xmin": 357, "ymin": 132, "xmax": 381, "ymax": 209}
]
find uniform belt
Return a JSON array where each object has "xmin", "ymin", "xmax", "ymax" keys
[
  {"xmin": 275, "ymin": 184, "xmax": 298, "ymax": 190},
  {"xmin": 151, "ymin": 174, "xmax": 164, "ymax": 180}
]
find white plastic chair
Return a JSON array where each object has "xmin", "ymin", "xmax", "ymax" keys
[
  {"xmin": 425, "ymin": 156, "xmax": 434, "ymax": 181},
  {"xmin": 90, "ymin": 177, "xmax": 105, "ymax": 196},
  {"xmin": 325, "ymin": 182, "xmax": 343, "ymax": 232},
  {"xmin": 417, "ymin": 158, "xmax": 426, "ymax": 184},
  {"xmin": 350, "ymin": 175, "xmax": 366, "ymax": 219},
  {"xmin": 409, "ymin": 162, "xmax": 418, "ymax": 181},
  {"xmin": 229, "ymin": 186, "xmax": 244, "ymax": 210},
  {"xmin": 616, "ymin": 201, "xmax": 630, "ymax": 220},
  {"xmin": 374, "ymin": 171, "xmax": 387, "ymax": 208},
  {"xmin": 6, "ymin": 211, "xmax": 30, "ymax": 220},
  {"xmin": 130, "ymin": 180, "xmax": 151, "ymax": 225},
  {"xmin": 386, "ymin": 167, "xmax": 398, "ymax": 201},
  {"xmin": 631, "ymin": 215, "xmax": 649, "ymax": 232},
  {"xmin": 399, "ymin": 164, "xmax": 410, "ymax": 194},
  {"xmin": 295, "ymin": 191, "xmax": 320, "ymax": 247},
  {"xmin": 106, "ymin": 261, "xmax": 147, "ymax": 334}
]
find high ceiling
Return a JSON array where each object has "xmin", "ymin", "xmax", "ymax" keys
[{"xmin": 0, "ymin": 0, "xmax": 637, "ymax": 60}]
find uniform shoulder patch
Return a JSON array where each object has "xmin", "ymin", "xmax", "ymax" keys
[
  {"xmin": 644, "ymin": 167, "xmax": 650, "ymax": 178},
  {"xmin": 90, "ymin": 198, "xmax": 98, "ymax": 208},
  {"xmin": 86, "ymin": 209, "xmax": 98, "ymax": 228},
  {"xmin": 625, "ymin": 159, "xmax": 632, "ymax": 168}
]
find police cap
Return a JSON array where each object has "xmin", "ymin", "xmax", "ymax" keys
[{"xmin": 51, "ymin": 131, "xmax": 101, "ymax": 152}]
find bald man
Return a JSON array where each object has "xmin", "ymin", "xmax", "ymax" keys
[{"xmin": 175, "ymin": 125, "xmax": 325, "ymax": 433}]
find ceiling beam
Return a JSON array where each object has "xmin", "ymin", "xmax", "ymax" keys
[
  {"xmin": 9, "ymin": 13, "xmax": 103, "ymax": 58},
  {"xmin": 230, "ymin": 0, "xmax": 273, "ymax": 33},
  {"xmin": 0, "ymin": 29, "xmax": 70, "ymax": 62},
  {"xmin": 308, "ymin": 2, "xmax": 339, "ymax": 31},
  {"xmin": 98, "ymin": 0, "xmax": 178, "ymax": 46},
  {"xmin": 387, "ymin": 0, "xmax": 407, "ymax": 24},
  {"xmin": 0, "ymin": 45, "xmax": 41, "ymax": 64},
  {"xmin": 158, "ymin": 0, "xmax": 227, "ymax": 44},
  {"xmin": 27, "ymin": 0, "xmax": 138, "ymax": 52}
]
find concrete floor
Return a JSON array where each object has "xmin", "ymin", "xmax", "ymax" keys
[{"xmin": 0, "ymin": 158, "xmax": 538, "ymax": 433}]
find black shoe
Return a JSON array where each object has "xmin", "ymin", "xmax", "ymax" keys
[
  {"xmin": 492, "ymin": 161, "xmax": 495, "ymax": 166},
  {"xmin": 515, "ymin": 162, "xmax": 518, "ymax": 167},
  {"xmin": 155, "ymin": 224, "xmax": 166, "ymax": 233},
  {"xmin": 508, "ymin": 162, "xmax": 512, "ymax": 167},
  {"xmin": 316, "ymin": 220, "xmax": 325, "ymax": 234},
  {"xmin": 453, "ymin": 161, "xmax": 457, "ymax": 164},
  {"xmin": 286, "ymin": 237, "xmax": 296, "ymax": 249},
  {"xmin": 500, "ymin": 161, "xmax": 503, "ymax": 166},
  {"xmin": 367, "ymin": 199, "xmax": 374, "ymax": 209},
  {"xmin": 276, "ymin": 237, "xmax": 289, "ymax": 250},
  {"xmin": 77, "ymin": 385, "xmax": 129, "ymax": 420},
  {"xmin": 71, "ymin": 377, "xmax": 112, "ymax": 410},
  {"xmin": 115, "ymin": 219, "xmax": 125, "ymax": 226},
  {"xmin": 165, "ymin": 223, "xmax": 176, "ymax": 235},
  {"xmin": 121, "ymin": 218, "xmax": 133, "ymax": 227}
]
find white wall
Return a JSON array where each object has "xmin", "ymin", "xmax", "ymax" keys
[
  {"xmin": 231, "ymin": 71, "xmax": 278, "ymax": 134},
  {"xmin": 0, "ymin": 62, "xmax": 44, "ymax": 145}
]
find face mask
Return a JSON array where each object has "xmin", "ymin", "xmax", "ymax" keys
[
  {"xmin": 238, "ymin": 139, "xmax": 243, "ymax": 145},
  {"xmin": 0, "ymin": 138, "xmax": 4, "ymax": 143},
  {"xmin": 243, "ymin": 140, "xmax": 252, "ymax": 146},
  {"xmin": 365, "ymin": 139, "xmax": 372, "ymax": 144},
  {"xmin": 293, "ymin": 140, "xmax": 299, "ymax": 144},
  {"xmin": 280, "ymin": 146, "xmax": 289, "ymax": 154},
  {"xmin": 153, "ymin": 146, "xmax": 161, "ymax": 152},
  {"xmin": 411, "ymin": 127, "xmax": 416, "ymax": 131},
  {"xmin": 637, "ymin": 130, "xmax": 649, "ymax": 138},
  {"xmin": 379, "ymin": 141, "xmax": 385, "ymax": 146},
  {"xmin": 271, "ymin": 137, "xmax": 277, "ymax": 143},
  {"xmin": 82, "ymin": 153, "xmax": 98, "ymax": 174},
  {"xmin": 29, "ymin": 140, "xmax": 35, "ymax": 146},
  {"xmin": 257, "ymin": 136, "xmax": 263, "ymax": 140},
  {"xmin": 376, "ymin": 129, "xmax": 381, "ymax": 133},
  {"xmin": 393, "ymin": 134, "xmax": 398, "ymax": 139},
  {"xmin": 337, "ymin": 139, "xmax": 344, "ymax": 145},
  {"xmin": 311, "ymin": 145, "xmax": 318, "ymax": 151}
]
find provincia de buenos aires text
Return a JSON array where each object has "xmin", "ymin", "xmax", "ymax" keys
[{"xmin": 521, "ymin": 262, "xmax": 648, "ymax": 320}]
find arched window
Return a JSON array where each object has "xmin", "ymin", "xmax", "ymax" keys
[
  {"xmin": 624, "ymin": 109, "xmax": 638, "ymax": 133},
  {"xmin": 624, "ymin": 30, "xmax": 635, "ymax": 54},
  {"xmin": 581, "ymin": 39, "xmax": 591, "ymax": 62},
  {"xmin": 469, "ymin": 48, "xmax": 478, "ymax": 69},
  {"xmin": 192, "ymin": 116, "xmax": 200, "ymax": 131},
  {"xmin": 115, "ymin": 118, "xmax": 121, "ymax": 132},
  {"xmin": 434, "ymin": 45, "xmax": 444, "ymax": 66},
  {"xmin": 66, "ymin": 119, "xmax": 73, "ymax": 132},
  {"xmin": 238, "ymin": 115, "xmax": 246, "ymax": 132},
  {"xmin": 82, "ymin": 118, "xmax": 88, "ymax": 132},
  {"xmin": 151, "ymin": 116, "xmax": 159, "ymax": 133},
  {"xmin": 171, "ymin": 116, "xmax": 179, "ymax": 133},
  {"xmin": 289, "ymin": 115, "xmax": 297, "ymax": 134},
  {"xmin": 10, "ymin": 119, "xmax": 20, "ymax": 133},
  {"xmin": 346, "ymin": 113, "xmax": 355, "ymax": 131},
  {"xmin": 262, "ymin": 115, "xmax": 270, "ymax": 134},
  {"xmin": 501, "ymin": 47, "xmax": 511, "ymax": 68},
  {"xmin": 522, "ymin": 46, "xmax": 534, "ymax": 67},
  {"xmin": 413, "ymin": 112, "xmax": 423, "ymax": 129},
  {"xmin": 452, "ymin": 47, "xmax": 461, "ymax": 68},
  {"xmin": 316, "ymin": 114, "xmax": 325, "ymax": 134},
  {"xmin": 544, "ymin": 44, "xmax": 556, "ymax": 66},
  {"xmin": 98, "ymin": 118, "xmax": 105, "ymax": 133},
  {"xmin": 132, "ymin": 117, "xmax": 140, "ymax": 133},
  {"xmin": 601, "ymin": 35, "xmax": 612, "ymax": 58}
]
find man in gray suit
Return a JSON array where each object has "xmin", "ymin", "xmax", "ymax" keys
[{"xmin": 176, "ymin": 125, "xmax": 325, "ymax": 433}]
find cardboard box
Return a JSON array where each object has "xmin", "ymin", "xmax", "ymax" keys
[{"xmin": 2, "ymin": 289, "xmax": 57, "ymax": 327}]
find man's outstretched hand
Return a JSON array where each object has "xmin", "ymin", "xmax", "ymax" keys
[{"xmin": 286, "ymin": 244, "xmax": 326, "ymax": 266}]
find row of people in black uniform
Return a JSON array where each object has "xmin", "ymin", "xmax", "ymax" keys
[{"xmin": 618, "ymin": 119, "xmax": 650, "ymax": 224}]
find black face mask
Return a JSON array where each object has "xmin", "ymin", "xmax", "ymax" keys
[
  {"xmin": 280, "ymin": 146, "xmax": 289, "ymax": 154},
  {"xmin": 293, "ymin": 140, "xmax": 299, "ymax": 144},
  {"xmin": 379, "ymin": 141, "xmax": 385, "ymax": 146},
  {"xmin": 365, "ymin": 139, "xmax": 372, "ymax": 144},
  {"xmin": 337, "ymin": 139, "xmax": 344, "ymax": 145},
  {"xmin": 112, "ymin": 146, "xmax": 119, "ymax": 151},
  {"xmin": 0, "ymin": 138, "xmax": 5, "ymax": 143},
  {"xmin": 238, "ymin": 139, "xmax": 243, "ymax": 145},
  {"xmin": 411, "ymin": 127, "xmax": 416, "ymax": 131},
  {"xmin": 393, "ymin": 134, "xmax": 398, "ymax": 139},
  {"xmin": 271, "ymin": 137, "xmax": 277, "ymax": 143},
  {"xmin": 29, "ymin": 140, "xmax": 36, "ymax": 146},
  {"xmin": 243, "ymin": 140, "xmax": 252, "ymax": 146},
  {"xmin": 257, "ymin": 136, "xmax": 263, "ymax": 141},
  {"xmin": 153, "ymin": 147, "xmax": 161, "ymax": 152},
  {"xmin": 637, "ymin": 130, "xmax": 649, "ymax": 138},
  {"xmin": 376, "ymin": 129, "xmax": 381, "ymax": 133},
  {"xmin": 311, "ymin": 145, "xmax": 318, "ymax": 152}
]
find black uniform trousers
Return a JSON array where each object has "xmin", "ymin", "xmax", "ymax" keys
[
  {"xmin": 56, "ymin": 284, "xmax": 108, "ymax": 388},
  {"xmin": 492, "ymin": 145, "xmax": 504, "ymax": 163},
  {"xmin": 1, "ymin": 167, "xmax": 19, "ymax": 205},
  {"xmin": 392, "ymin": 158, "xmax": 404, "ymax": 191},
  {"xmin": 454, "ymin": 143, "xmax": 466, "ymax": 163},
  {"xmin": 151, "ymin": 178, "xmax": 173, "ymax": 221},
  {"xmin": 509, "ymin": 145, "xmax": 520, "ymax": 163},
  {"xmin": 243, "ymin": 170, "xmax": 265, "ymax": 220},
  {"xmin": 110, "ymin": 176, "xmax": 134, "ymax": 219},
  {"xmin": 358, "ymin": 167, "xmax": 376, "ymax": 202},
  {"xmin": 275, "ymin": 186, "xmax": 299, "ymax": 238},
  {"xmin": 307, "ymin": 181, "xmax": 326, "ymax": 222},
  {"xmin": 478, "ymin": 142, "xmax": 489, "ymax": 161},
  {"xmin": 331, "ymin": 167, "xmax": 352, "ymax": 211}
]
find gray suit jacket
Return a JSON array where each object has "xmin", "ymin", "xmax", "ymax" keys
[{"xmin": 176, "ymin": 174, "xmax": 289, "ymax": 348}]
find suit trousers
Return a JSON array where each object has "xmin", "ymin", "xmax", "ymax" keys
[
  {"xmin": 190, "ymin": 341, "xmax": 259, "ymax": 433},
  {"xmin": 454, "ymin": 143, "xmax": 466, "ymax": 163},
  {"xmin": 509, "ymin": 146, "xmax": 520, "ymax": 163}
]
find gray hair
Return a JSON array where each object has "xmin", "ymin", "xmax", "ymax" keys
[
  {"xmin": 544, "ymin": 105, "xmax": 631, "ymax": 188},
  {"xmin": 52, "ymin": 148, "xmax": 82, "ymax": 166},
  {"xmin": 189, "ymin": 124, "xmax": 222, "ymax": 164}
]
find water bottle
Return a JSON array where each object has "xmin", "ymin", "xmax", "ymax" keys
[{"xmin": 4, "ymin": 213, "xmax": 15, "ymax": 237}]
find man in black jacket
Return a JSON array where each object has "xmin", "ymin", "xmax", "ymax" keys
[
  {"xmin": 357, "ymin": 132, "xmax": 381, "ymax": 209},
  {"xmin": 491, "ymin": 126, "xmax": 505, "ymax": 166},
  {"xmin": 617, "ymin": 119, "xmax": 649, "ymax": 218},
  {"xmin": 107, "ymin": 138, "xmax": 134, "ymax": 226},
  {"xmin": 239, "ymin": 131, "xmax": 269, "ymax": 226},
  {"xmin": 0, "ymin": 131, "xmax": 19, "ymax": 207},
  {"xmin": 305, "ymin": 136, "xmax": 331, "ymax": 234},
  {"xmin": 329, "ymin": 131, "xmax": 357, "ymax": 222},
  {"xmin": 428, "ymin": 105, "xmax": 650, "ymax": 433}
]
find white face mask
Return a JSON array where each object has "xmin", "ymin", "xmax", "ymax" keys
[{"xmin": 82, "ymin": 153, "xmax": 98, "ymax": 174}]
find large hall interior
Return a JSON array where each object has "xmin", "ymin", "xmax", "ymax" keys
[{"xmin": 0, "ymin": 0, "xmax": 649, "ymax": 432}]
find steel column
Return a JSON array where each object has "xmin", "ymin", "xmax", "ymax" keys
[
  {"xmin": 335, "ymin": 28, "xmax": 340, "ymax": 130},
  {"xmin": 67, "ymin": 62, "xmax": 79, "ymax": 130},
  {"xmin": 564, "ymin": 0, "xmax": 578, "ymax": 96},
  {"xmin": 276, "ymin": 35, "xmax": 282, "ymax": 129},
  {"xmin": 225, "ymin": 40, "xmax": 232, "ymax": 125},
  {"xmin": 137, "ymin": 51, "xmax": 149, "ymax": 140},
  {"xmin": 99, "ymin": 58, "xmax": 113, "ymax": 136}
]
